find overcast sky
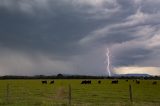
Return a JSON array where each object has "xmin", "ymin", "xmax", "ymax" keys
[{"xmin": 0, "ymin": 0, "xmax": 160, "ymax": 76}]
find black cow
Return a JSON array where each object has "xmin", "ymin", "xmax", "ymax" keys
[
  {"xmin": 42, "ymin": 80, "xmax": 47, "ymax": 84},
  {"xmin": 111, "ymin": 80, "xmax": 118, "ymax": 84},
  {"xmin": 98, "ymin": 80, "xmax": 101, "ymax": 84},
  {"xmin": 50, "ymin": 80, "xmax": 54, "ymax": 84},
  {"xmin": 152, "ymin": 81, "xmax": 157, "ymax": 85}
]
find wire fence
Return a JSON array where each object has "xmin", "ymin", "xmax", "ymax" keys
[{"xmin": 0, "ymin": 80, "xmax": 160, "ymax": 106}]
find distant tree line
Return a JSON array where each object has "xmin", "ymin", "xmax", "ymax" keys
[{"xmin": 0, "ymin": 74, "xmax": 160, "ymax": 80}]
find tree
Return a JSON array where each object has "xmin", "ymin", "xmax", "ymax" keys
[{"xmin": 57, "ymin": 73, "xmax": 64, "ymax": 78}]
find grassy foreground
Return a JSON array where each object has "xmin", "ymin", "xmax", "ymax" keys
[{"xmin": 0, "ymin": 79, "xmax": 160, "ymax": 106}]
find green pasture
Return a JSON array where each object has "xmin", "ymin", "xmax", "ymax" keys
[{"xmin": 0, "ymin": 79, "xmax": 160, "ymax": 106}]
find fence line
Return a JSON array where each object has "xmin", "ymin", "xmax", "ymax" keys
[
  {"xmin": 6, "ymin": 83, "xmax": 10, "ymax": 104},
  {"xmin": 0, "ymin": 80, "xmax": 160, "ymax": 106},
  {"xmin": 129, "ymin": 84, "xmax": 133, "ymax": 102},
  {"xmin": 68, "ymin": 84, "xmax": 72, "ymax": 106}
]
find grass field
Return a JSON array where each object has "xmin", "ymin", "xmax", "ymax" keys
[{"xmin": 0, "ymin": 79, "xmax": 160, "ymax": 106}]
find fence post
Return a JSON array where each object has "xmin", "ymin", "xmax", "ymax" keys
[
  {"xmin": 68, "ymin": 84, "xmax": 71, "ymax": 106},
  {"xmin": 129, "ymin": 84, "xmax": 133, "ymax": 102},
  {"xmin": 6, "ymin": 83, "xmax": 10, "ymax": 104}
]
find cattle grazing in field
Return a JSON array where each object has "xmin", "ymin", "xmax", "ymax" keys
[
  {"xmin": 50, "ymin": 80, "xmax": 54, "ymax": 84},
  {"xmin": 152, "ymin": 81, "xmax": 157, "ymax": 85},
  {"xmin": 81, "ymin": 80, "xmax": 85, "ymax": 84},
  {"xmin": 42, "ymin": 80, "xmax": 47, "ymax": 84},
  {"xmin": 98, "ymin": 80, "xmax": 101, "ymax": 84},
  {"xmin": 111, "ymin": 80, "xmax": 118, "ymax": 84},
  {"xmin": 136, "ymin": 80, "xmax": 140, "ymax": 84},
  {"xmin": 87, "ymin": 80, "xmax": 91, "ymax": 84},
  {"xmin": 81, "ymin": 80, "xmax": 91, "ymax": 84}
]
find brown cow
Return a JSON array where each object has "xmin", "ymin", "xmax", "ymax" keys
[
  {"xmin": 152, "ymin": 81, "xmax": 157, "ymax": 85},
  {"xmin": 136, "ymin": 80, "xmax": 140, "ymax": 84}
]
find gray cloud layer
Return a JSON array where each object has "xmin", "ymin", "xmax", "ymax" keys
[{"xmin": 0, "ymin": 0, "xmax": 160, "ymax": 75}]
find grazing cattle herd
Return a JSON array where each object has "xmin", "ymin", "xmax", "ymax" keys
[
  {"xmin": 111, "ymin": 80, "xmax": 118, "ymax": 84},
  {"xmin": 81, "ymin": 80, "xmax": 91, "ymax": 84},
  {"xmin": 41, "ymin": 80, "xmax": 54, "ymax": 84},
  {"xmin": 41, "ymin": 80, "xmax": 158, "ymax": 85}
]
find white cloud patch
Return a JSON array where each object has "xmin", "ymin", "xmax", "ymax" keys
[{"xmin": 148, "ymin": 34, "xmax": 160, "ymax": 48}]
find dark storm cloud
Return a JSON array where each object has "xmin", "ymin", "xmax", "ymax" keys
[
  {"xmin": 0, "ymin": 0, "xmax": 117, "ymax": 57},
  {"xmin": 0, "ymin": 0, "xmax": 160, "ymax": 75},
  {"xmin": 0, "ymin": 5, "xmax": 87, "ymax": 56},
  {"xmin": 112, "ymin": 47, "xmax": 152, "ymax": 66}
]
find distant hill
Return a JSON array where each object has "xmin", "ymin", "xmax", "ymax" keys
[{"xmin": 113, "ymin": 73, "xmax": 152, "ymax": 77}]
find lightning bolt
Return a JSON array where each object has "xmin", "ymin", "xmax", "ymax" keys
[{"xmin": 106, "ymin": 48, "xmax": 111, "ymax": 77}]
